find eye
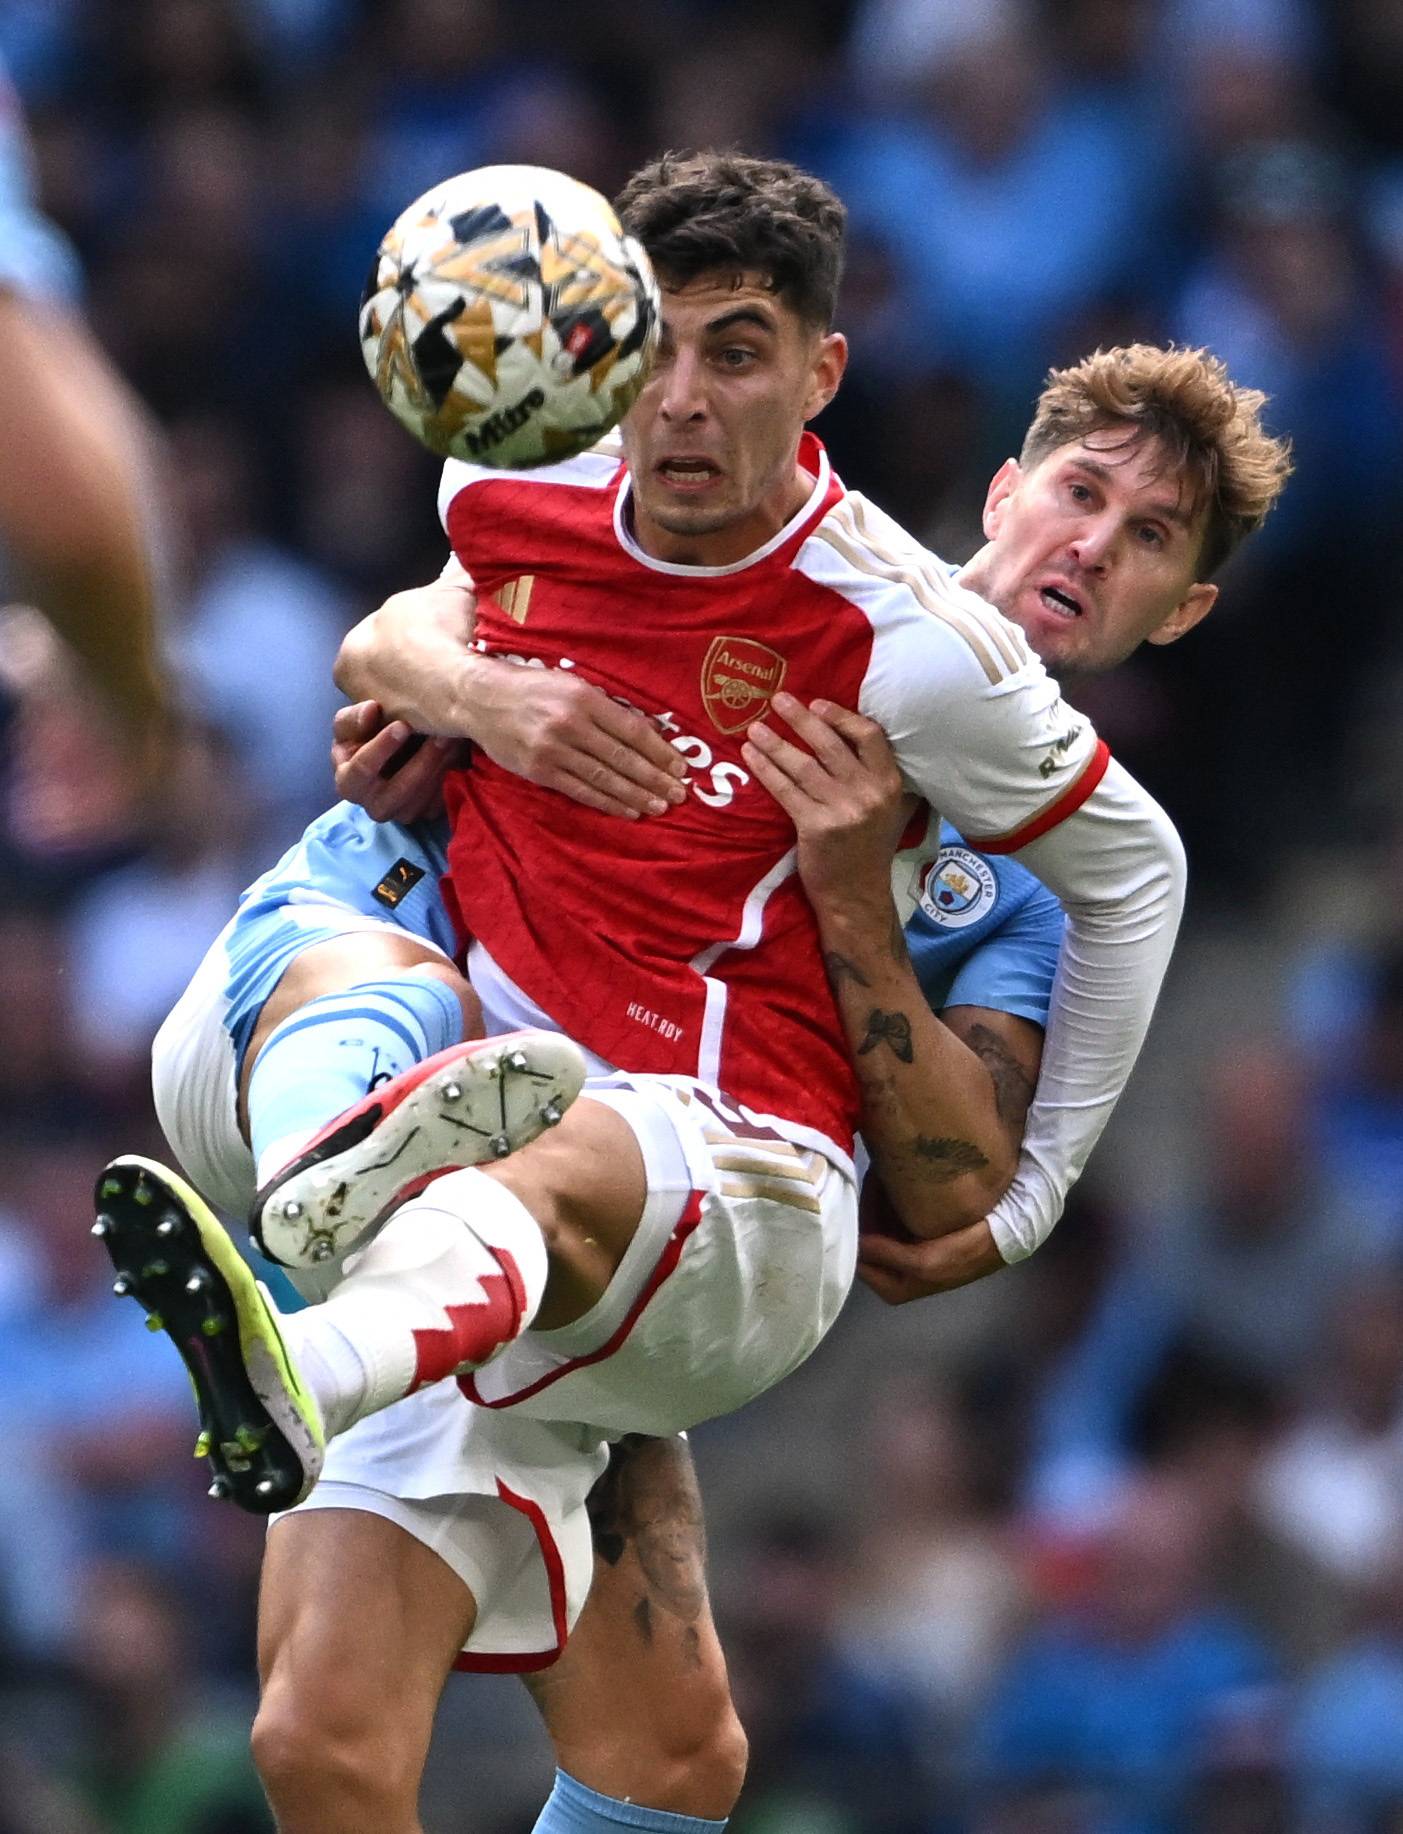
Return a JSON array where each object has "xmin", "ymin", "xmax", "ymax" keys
[
  {"xmin": 1137, "ymin": 524, "xmax": 1166, "ymax": 548},
  {"xmin": 718, "ymin": 346, "xmax": 757, "ymax": 369},
  {"xmin": 1067, "ymin": 481, "xmax": 1093, "ymax": 505}
]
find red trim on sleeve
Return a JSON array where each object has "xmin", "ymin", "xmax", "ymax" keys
[
  {"xmin": 457, "ymin": 1191, "xmax": 707, "ymax": 1411},
  {"xmin": 450, "ymin": 1479, "xmax": 570, "ymax": 1674},
  {"xmin": 965, "ymin": 738, "xmax": 1111, "ymax": 855}
]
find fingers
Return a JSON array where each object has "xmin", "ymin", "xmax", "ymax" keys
[
  {"xmin": 855, "ymin": 1232, "xmax": 933, "ymax": 1306},
  {"xmin": 533, "ymin": 738, "xmax": 682, "ymax": 817},
  {"xmin": 332, "ymin": 699, "xmax": 384, "ymax": 746},
  {"xmin": 854, "ymin": 1261, "xmax": 921, "ymax": 1305},
  {"xmin": 742, "ymin": 717, "xmax": 820, "ymax": 798},
  {"xmin": 334, "ymin": 722, "xmax": 456, "ymax": 820},
  {"xmin": 740, "ymin": 730, "xmax": 814, "ymax": 822},
  {"xmin": 335, "ymin": 719, "xmax": 413, "ymax": 784},
  {"xmin": 551, "ymin": 769, "xmax": 652, "ymax": 818},
  {"xmin": 807, "ymin": 698, "xmax": 885, "ymax": 750},
  {"xmin": 376, "ymin": 734, "xmax": 456, "ymax": 820},
  {"xmin": 591, "ymin": 696, "xmax": 690, "ymax": 795},
  {"xmin": 566, "ymin": 741, "xmax": 684, "ymax": 815},
  {"xmin": 769, "ymin": 691, "xmax": 865, "ymax": 775}
]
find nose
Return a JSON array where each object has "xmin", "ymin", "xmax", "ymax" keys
[
  {"xmin": 1069, "ymin": 512, "xmax": 1118, "ymax": 573},
  {"xmin": 656, "ymin": 346, "xmax": 708, "ymax": 424}
]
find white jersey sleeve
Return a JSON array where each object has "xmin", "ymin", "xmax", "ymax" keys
[
  {"xmin": 802, "ymin": 492, "xmax": 1186, "ymax": 1260},
  {"xmin": 981, "ymin": 762, "xmax": 1185, "ymax": 1261}
]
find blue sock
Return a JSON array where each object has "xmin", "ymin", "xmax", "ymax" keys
[
  {"xmin": 533, "ymin": 1769, "xmax": 728, "ymax": 1833},
  {"xmin": 246, "ymin": 972, "xmax": 463, "ymax": 1185}
]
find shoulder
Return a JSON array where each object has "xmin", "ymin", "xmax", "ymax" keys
[
  {"xmin": 438, "ymin": 430, "xmax": 625, "ymax": 528},
  {"xmin": 798, "ymin": 491, "xmax": 1034, "ymax": 687}
]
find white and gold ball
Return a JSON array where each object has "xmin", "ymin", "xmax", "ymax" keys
[{"xmin": 360, "ymin": 164, "xmax": 659, "ymax": 468}]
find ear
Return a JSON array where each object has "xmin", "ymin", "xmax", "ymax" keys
[
  {"xmin": 982, "ymin": 458, "xmax": 1022, "ymax": 539},
  {"xmin": 804, "ymin": 331, "xmax": 848, "ymax": 422},
  {"xmin": 1146, "ymin": 580, "xmax": 1218, "ymax": 647}
]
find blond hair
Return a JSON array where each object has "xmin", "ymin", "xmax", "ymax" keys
[{"xmin": 1020, "ymin": 345, "xmax": 1293, "ymax": 576}]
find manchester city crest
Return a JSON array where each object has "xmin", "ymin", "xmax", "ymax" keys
[{"xmin": 917, "ymin": 846, "xmax": 997, "ymax": 930}]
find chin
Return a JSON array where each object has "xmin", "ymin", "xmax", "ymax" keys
[{"xmin": 646, "ymin": 499, "xmax": 735, "ymax": 537}]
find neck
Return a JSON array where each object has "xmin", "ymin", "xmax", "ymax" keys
[
  {"xmin": 630, "ymin": 458, "xmax": 816, "ymax": 568},
  {"xmin": 958, "ymin": 542, "xmax": 995, "ymax": 598}
]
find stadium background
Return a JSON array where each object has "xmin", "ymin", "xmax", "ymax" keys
[{"xmin": 1, "ymin": 1, "xmax": 1402, "ymax": 1829}]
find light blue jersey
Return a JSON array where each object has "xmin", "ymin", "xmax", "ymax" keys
[
  {"xmin": 219, "ymin": 805, "xmax": 1064, "ymax": 1074},
  {"xmin": 221, "ymin": 803, "xmax": 455, "ymax": 1071},
  {"xmin": 904, "ymin": 822, "xmax": 1064, "ymax": 1027}
]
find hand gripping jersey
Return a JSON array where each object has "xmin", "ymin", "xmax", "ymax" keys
[{"xmin": 437, "ymin": 431, "xmax": 1178, "ymax": 1210}]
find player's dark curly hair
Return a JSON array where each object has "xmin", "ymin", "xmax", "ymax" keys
[{"xmin": 616, "ymin": 151, "xmax": 846, "ymax": 329}]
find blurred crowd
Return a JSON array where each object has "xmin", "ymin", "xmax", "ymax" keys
[{"xmin": 1, "ymin": 0, "xmax": 1403, "ymax": 1830}]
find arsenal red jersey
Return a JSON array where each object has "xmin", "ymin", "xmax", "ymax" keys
[{"xmin": 439, "ymin": 432, "xmax": 1108, "ymax": 1158}]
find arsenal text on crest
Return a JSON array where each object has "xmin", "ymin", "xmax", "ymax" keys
[{"xmin": 701, "ymin": 636, "xmax": 787, "ymax": 734}]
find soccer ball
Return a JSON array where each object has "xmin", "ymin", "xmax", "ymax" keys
[{"xmin": 359, "ymin": 164, "xmax": 660, "ymax": 468}]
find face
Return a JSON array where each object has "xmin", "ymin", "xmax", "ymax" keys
[
  {"xmin": 963, "ymin": 430, "xmax": 1219, "ymax": 676},
  {"xmin": 621, "ymin": 272, "xmax": 846, "ymax": 567}
]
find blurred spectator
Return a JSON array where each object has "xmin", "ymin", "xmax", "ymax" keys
[
  {"xmin": 1255, "ymin": 1271, "xmax": 1403, "ymax": 1586},
  {"xmin": 975, "ymin": 1476, "xmax": 1277, "ymax": 1834},
  {"xmin": 1024, "ymin": 1040, "xmax": 1358, "ymax": 1526},
  {"xmin": 1, "ymin": 5, "xmax": 1403, "ymax": 1827},
  {"xmin": 165, "ymin": 411, "xmax": 349, "ymax": 851},
  {"xmin": 0, "ymin": 1134, "xmax": 193, "ymax": 1659},
  {"xmin": 830, "ymin": 0, "xmax": 1175, "ymax": 418},
  {"xmin": 64, "ymin": 725, "xmax": 253, "ymax": 1096},
  {"xmin": 840, "ymin": 1377, "xmax": 1025, "ymax": 1753},
  {"xmin": 1293, "ymin": 1540, "xmax": 1403, "ymax": 1832},
  {"xmin": 66, "ymin": 1557, "xmax": 270, "ymax": 1834},
  {"xmin": 722, "ymin": 1515, "xmax": 928, "ymax": 1834}
]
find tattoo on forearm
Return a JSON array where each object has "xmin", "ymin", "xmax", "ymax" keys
[
  {"xmin": 963, "ymin": 1023, "xmax": 1036, "ymax": 1130},
  {"xmin": 858, "ymin": 1009, "xmax": 914, "ymax": 1063},
  {"xmin": 911, "ymin": 1134, "xmax": 990, "ymax": 1182},
  {"xmin": 824, "ymin": 950, "xmax": 871, "ymax": 990}
]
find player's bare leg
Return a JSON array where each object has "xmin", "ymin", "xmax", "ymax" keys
[
  {"xmin": 254, "ymin": 1509, "xmax": 478, "ymax": 1834},
  {"xmin": 526, "ymin": 1436, "xmax": 747, "ymax": 1825}
]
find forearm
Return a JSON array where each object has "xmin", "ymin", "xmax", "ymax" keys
[
  {"xmin": 984, "ymin": 763, "xmax": 1186, "ymax": 1264},
  {"xmin": 0, "ymin": 300, "xmax": 170, "ymax": 741},
  {"xmin": 334, "ymin": 572, "xmax": 488, "ymax": 736},
  {"xmin": 819, "ymin": 898, "xmax": 1018, "ymax": 1235}
]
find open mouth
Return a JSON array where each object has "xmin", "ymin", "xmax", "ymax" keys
[
  {"xmin": 1038, "ymin": 585, "xmax": 1083, "ymax": 620},
  {"xmin": 657, "ymin": 458, "xmax": 722, "ymax": 488}
]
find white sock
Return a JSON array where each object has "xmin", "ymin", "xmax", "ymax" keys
[{"xmin": 279, "ymin": 1169, "xmax": 547, "ymax": 1438}]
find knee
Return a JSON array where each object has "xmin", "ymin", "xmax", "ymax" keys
[
  {"xmin": 252, "ymin": 1681, "xmax": 414, "ymax": 1819},
  {"xmin": 411, "ymin": 960, "xmax": 481, "ymax": 1037},
  {"xmin": 632, "ymin": 1691, "xmax": 750, "ymax": 1818},
  {"xmin": 680, "ymin": 1704, "xmax": 749, "ymax": 1816}
]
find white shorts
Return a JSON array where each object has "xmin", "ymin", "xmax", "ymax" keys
[
  {"xmin": 282, "ymin": 1074, "xmax": 857, "ymax": 1662},
  {"xmin": 273, "ymin": 1386, "xmax": 605, "ymax": 1671}
]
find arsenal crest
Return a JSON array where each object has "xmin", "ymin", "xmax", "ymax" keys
[{"xmin": 701, "ymin": 636, "xmax": 787, "ymax": 734}]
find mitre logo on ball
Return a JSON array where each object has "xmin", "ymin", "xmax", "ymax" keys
[
  {"xmin": 360, "ymin": 165, "xmax": 660, "ymax": 469},
  {"xmin": 701, "ymin": 637, "xmax": 787, "ymax": 734}
]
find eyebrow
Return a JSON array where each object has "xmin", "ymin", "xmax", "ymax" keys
[
  {"xmin": 1069, "ymin": 456, "xmax": 1193, "ymax": 527},
  {"xmin": 702, "ymin": 307, "xmax": 779, "ymax": 337}
]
